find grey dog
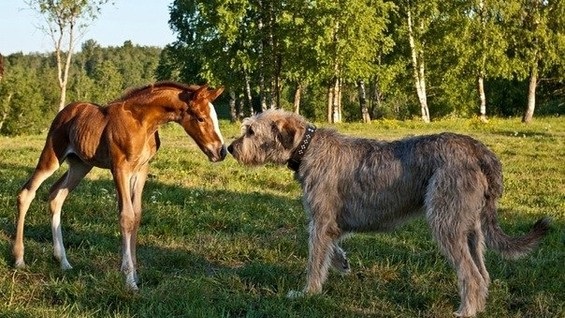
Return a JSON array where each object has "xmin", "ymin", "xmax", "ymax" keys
[{"xmin": 227, "ymin": 109, "xmax": 549, "ymax": 317}]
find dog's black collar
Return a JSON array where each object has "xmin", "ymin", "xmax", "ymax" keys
[{"xmin": 287, "ymin": 124, "xmax": 316, "ymax": 172}]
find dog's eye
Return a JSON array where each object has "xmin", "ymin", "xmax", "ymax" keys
[{"xmin": 247, "ymin": 127, "xmax": 255, "ymax": 136}]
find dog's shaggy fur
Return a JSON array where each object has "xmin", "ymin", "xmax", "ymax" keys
[{"xmin": 228, "ymin": 110, "xmax": 549, "ymax": 317}]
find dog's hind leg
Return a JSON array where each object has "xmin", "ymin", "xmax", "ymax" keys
[
  {"xmin": 467, "ymin": 220, "xmax": 490, "ymax": 298},
  {"xmin": 430, "ymin": 218, "xmax": 485, "ymax": 317},
  {"xmin": 425, "ymin": 170, "xmax": 488, "ymax": 317},
  {"xmin": 48, "ymin": 156, "xmax": 92, "ymax": 269}
]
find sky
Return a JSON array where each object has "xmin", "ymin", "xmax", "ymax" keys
[{"xmin": 0, "ymin": 1, "xmax": 177, "ymax": 55}]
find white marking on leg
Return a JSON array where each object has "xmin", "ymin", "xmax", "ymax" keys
[
  {"xmin": 52, "ymin": 201, "xmax": 72, "ymax": 270},
  {"xmin": 50, "ymin": 175, "xmax": 73, "ymax": 270},
  {"xmin": 121, "ymin": 232, "xmax": 138, "ymax": 290}
]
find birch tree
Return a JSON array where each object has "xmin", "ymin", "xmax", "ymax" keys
[
  {"xmin": 26, "ymin": 0, "xmax": 110, "ymax": 111},
  {"xmin": 397, "ymin": 0, "xmax": 436, "ymax": 123}
]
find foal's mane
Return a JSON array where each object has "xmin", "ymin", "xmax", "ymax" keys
[{"xmin": 112, "ymin": 81, "xmax": 201, "ymax": 103}]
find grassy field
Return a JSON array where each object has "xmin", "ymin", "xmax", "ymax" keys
[{"xmin": 0, "ymin": 116, "xmax": 563, "ymax": 318}]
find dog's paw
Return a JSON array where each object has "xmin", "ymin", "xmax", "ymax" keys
[
  {"xmin": 334, "ymin": 260, "xmax": 351, "ymax": 274},
  {"xmin": 331, "ymin": 252, "xmax": 351, "ymax": 274},
  {"xmin": 286, "ymin": 290, "xmax": 305, "ymax": 299},
  {"xmin": 454, "ymin": 308, "xmax": 476, "ymax": 317}
]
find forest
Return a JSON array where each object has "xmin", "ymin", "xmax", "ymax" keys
[{"xmin": 0, "ymin": 0, "xmax": 563, "ymax": 135}]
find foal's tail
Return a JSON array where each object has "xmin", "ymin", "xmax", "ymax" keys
[{"xmin": 479, "ymin": 146, "xmax": 550, "ymax": 259}]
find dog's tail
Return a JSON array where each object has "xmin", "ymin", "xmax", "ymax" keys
[
  {"xmin": 482, "ymin": 201, "xmax": 550, "ymax": 259},
  {"xmin": 479, "ymin": 148, "xmax": 550, "ymax": 259}
]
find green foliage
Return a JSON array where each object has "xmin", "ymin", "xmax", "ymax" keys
[
  {"xmin": 0, "ymin": 118, "xmax": 563, "ymax": 317},
  {"xmin": 0, "ymin": 54, "xmax": 58, "ymax": 134},
  {"xmin": 161, "ymin": 0, "xmax": 564, "ymax": 122},
  {"xmin": 0, "ymin": 42, "xmax": 162, "ymax": 135},
  {"xmin": 1, "ymin": 0, "xmax": 564, "ymax": 135}
]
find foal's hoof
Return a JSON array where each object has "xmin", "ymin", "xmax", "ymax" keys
[
  {"xmin": 14, "ymin": 260, "xmax": 26, "ymax": 269},
  {"xmin": 126, "ymin": 281, "xmax": 139, "ymax": 292},
  {"xmin": 286, "ymin": 290, "xmax": 305, "ymax": 299},
  {"xmin": 60, "ymin": 261, "xmax": 73, "ymax": 270}
]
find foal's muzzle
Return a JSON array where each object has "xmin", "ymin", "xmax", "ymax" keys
[{"xmin": 208, "ymin": 144, "xmax": 227, "ymax": 162}]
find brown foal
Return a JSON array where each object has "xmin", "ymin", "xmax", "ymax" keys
[{"xmin": 13, "ymin": 81, "xmax": 226, "ymax": 290}]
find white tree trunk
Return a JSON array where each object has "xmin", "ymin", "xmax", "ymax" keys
[
  {"xmin": 293, "ymin": 83, "xmax": 302, "ymax": 114},
  {"xmin": 53, "ymin": 17, "xmax": 76, "ymax": 111},
  {"xmin": 407, "ymin": 9, "xmax": 430, "ymax": 123},
  {"xmin": 332, "ymin": 77, "xmax": 341, "ymax": 123},
  {"xmin": 0, "ymin": 93, "xmax": 12, "ymax": 132},
  {"xmin": 478, "ymin": 75, "xmax": 488, "ymax": 122},
  {"xmin": 229, "ymin": 89, "xmax": 237, "ymax": 122},
  {"xmin": 477, "ymin": 0, "xmax": 488, "ymax": 122},
  {"xmin": 358, "ymin": 80, "xmax": 371, "ymax": 123},
  {"xmin": 327, "ymin": 85, "xmax": 333, "ymax": 123},
  {"xmin": 244, "ymin": 71, "xmax": 253, "ymax": 115},
  {"xmin": 522, "ymin": 63, "xmax": 538, "ymax": 123}
]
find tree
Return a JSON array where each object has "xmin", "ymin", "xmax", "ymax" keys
[
  {"xmin": 26, "ymin": 0, "xmax": 111, "ymax": 111},
  {"xmin": 160, "ymin": 0, "xmax": 563, "ymax": 122},
  {"xmin": 0, "ymin": 54, "xmax": 56, "ymax": 134},
  {"xmin": 507, "ymin": 0, "xmax": 565, "ymax": 123},
  {"xmin": 399, "ymin": 0, "xmax": 435, "ymax": 123}
]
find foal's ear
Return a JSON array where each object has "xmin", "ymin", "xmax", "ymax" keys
[
  {"xmin": 271, "ymin": 120, "xmax": 296, "ymax": 150},
  {"xmin": 193, "ymin": 84, "xmax": 209, "ymax": 100},
  {"xmin": 208, "ymin": 86, "xmax": 224, "ymax": 101}
]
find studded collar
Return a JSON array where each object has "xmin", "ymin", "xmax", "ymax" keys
[{"xmin": 287, "ymin": 124, "xmax": 316, "ymax": 172}]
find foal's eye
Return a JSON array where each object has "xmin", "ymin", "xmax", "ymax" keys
[{"xmin": 196, "ymin": 117, "xmax": 205, "ymax": 123}]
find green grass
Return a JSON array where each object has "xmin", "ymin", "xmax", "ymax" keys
[{"xmin": 0, "ymin": 116, "xmax": 563, "ymax": 317}]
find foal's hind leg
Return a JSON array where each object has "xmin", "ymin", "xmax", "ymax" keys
[
  {"xmin": 13, "ymin": 141, "xmax": 62, "ymax": 268},
  {"xmin": 48, "ymin": 157, "xmax": 92, "ymax": 269}
]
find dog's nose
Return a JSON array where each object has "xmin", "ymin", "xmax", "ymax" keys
[{"xmin": 227, "ymin": 144, "xmax": 234, "ymax": 154}]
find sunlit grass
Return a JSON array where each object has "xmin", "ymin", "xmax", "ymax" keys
[{"xmin": 0, "ymin": 116, "xmax": 563, "ymax": 317}]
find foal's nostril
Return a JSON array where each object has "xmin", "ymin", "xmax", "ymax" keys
[{"xmin": 227, "ymin": 144, "xmax": 233, "ymax": 154}]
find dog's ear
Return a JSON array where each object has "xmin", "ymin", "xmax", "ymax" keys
[{"xmin": 271, "ymin": 120, "xmax": 296, "ymax": 150}]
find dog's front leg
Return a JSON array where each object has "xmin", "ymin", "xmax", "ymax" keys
[{"xmin": 288, "ymin": 219, "xmax": 335, "ymax": 298}]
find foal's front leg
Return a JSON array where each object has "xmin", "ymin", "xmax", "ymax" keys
[
  {"xmin": 112, "ymin": 168, "xmax": 138, "ymax": 290},
  {"xmin": 130, "ymin": 165, "xmax": 149, "ymax": 284}
]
